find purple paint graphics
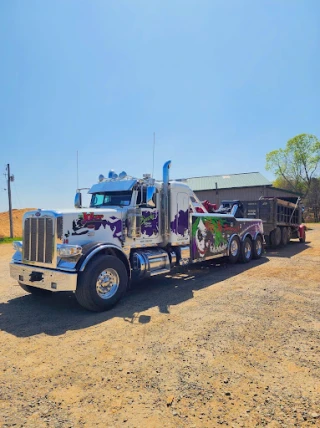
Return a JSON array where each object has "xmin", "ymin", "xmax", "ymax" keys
[
  {"xmin": 170, "ymin": 210, "xmax": 189, "ymax": 237},
  {"xmin": 104, "ymin": 216, "xmax": 123, "ymax": 241},
  {"xmin": 141, "ymin": 210, "xmax": 159, "ymax": 237},
  {"xmin": 71, "ymin": 213, "xmax": 122, "ymax": 242},
  {"xmin": 239, "ymin": 222, "xmax": 262, "ymax": 239}
]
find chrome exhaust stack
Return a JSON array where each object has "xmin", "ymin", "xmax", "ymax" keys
[{"xmin": 162, "ymin": 160, "xmax": 171, "ymax": 245}]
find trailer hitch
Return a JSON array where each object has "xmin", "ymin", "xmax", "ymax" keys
[{"xmin": 29, "ymin": 271, "xmax": 44, "ymax": 282}]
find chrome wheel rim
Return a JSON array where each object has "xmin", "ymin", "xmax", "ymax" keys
[
  {"xmin": 230, "ymin": 239, "xmax": 239, "ymax": 257},
  {"xmin": 244, "ymin": 241, "xmax": 252, "ymax": 259},
  {"xmin": 96, "ymin": 268, "xmax": 120, "ymax": 299},
  {"xmin": 255, "ymin": 239, "xmax": 262, "ymax": 256}
]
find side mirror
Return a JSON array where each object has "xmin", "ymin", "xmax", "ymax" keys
[
  {"xmin": 146, "ymin": 186, "xmax": 156, "ymax": 207},
  {"xmin": 74, "ymin": 192, "xmax": 82, "ymax": 208}
]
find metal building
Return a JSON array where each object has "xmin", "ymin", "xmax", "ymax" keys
[{"xmin": 181, "ymin": 172, "xmax": 301, "ymax": 205}]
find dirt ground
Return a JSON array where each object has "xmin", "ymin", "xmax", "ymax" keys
[
  {"xmin": 0, "ymin": 209, "xmax": 35, "ymax": 238},
  {"xmin": 0, "ymin": 225, "xmax": 319, "ymax": 427}
]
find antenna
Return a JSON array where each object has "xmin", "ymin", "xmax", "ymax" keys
[{"xmin": 152, "ymin": 132, "xmax": 155, "ymax": 178}]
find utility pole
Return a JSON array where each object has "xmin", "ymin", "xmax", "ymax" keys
[{"xmin": 6, "ymin": 164, "xmax": 14, "ymax": 238}]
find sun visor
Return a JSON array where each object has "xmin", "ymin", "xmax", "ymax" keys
[{"xmin": 88, "ymin": 179, "xmax": 137, "ymax": 194}]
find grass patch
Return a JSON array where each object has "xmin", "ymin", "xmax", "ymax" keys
[{"xmin": 0, "ymin": 237, "xmax": 22, "ymax": 245}]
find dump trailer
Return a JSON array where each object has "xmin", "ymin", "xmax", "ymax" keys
[{"xmin": 239, "ymin": 197, "xmax": 306, "ymax": 247}]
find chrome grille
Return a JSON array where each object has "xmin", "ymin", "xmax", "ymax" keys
[{"xmin": 24, "ymin": 217, "xmax": 54, "ymax": 264}]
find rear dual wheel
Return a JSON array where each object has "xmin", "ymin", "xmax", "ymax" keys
[
  {"xmin": 229, "ymin": 235, "xmax": 262, "ymax": 264},
  {"xmin": 252, "ymin": 235, "xmax": 263, "ymax": 259},
  {"xmin": 280, "ymin": 227, "xmax": 289, "ymax": 246},
  {"xmin": 270, "ymin": 227, "xmax": 281, "ymax": 247},
  {"xmin": 241, "ymin": 237, "xmax": 253, "ymax": 263},
  {"xmin": 228, "ymin": 236, "xmax": 241, "ymax": 263}
]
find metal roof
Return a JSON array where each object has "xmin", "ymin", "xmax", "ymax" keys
[{"xmin": 180, "ymin": 172, "xmax": 271, "ymax": 191}]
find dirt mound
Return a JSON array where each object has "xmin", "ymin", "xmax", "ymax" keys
[{"xmin": 0, "ymin": 209, "xmax": 36, "ymax": 238}]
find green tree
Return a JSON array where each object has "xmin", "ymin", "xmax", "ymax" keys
[
  {"xmin": 266, "ymin": 134, "xmax": 320, "ymax": 196},
  {"xmin": 272, "ymin": 176, "xmax": 295, "ymax": 192},
  {"xmin": 305, "ymin": 178, "xmax": 320, "ymax": 222}
]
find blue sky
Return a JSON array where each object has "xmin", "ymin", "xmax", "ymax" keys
[{"xmin": 0, "ymin": 0, "xmax": 319, "ymax": 212}]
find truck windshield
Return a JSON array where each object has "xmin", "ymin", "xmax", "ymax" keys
[{"xmin": 90, "ymin": 191, "xmax": 132, "ymax": 208}]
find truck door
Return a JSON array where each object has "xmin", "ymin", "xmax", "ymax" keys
[{"xmin": 173, "ymin": 192, "xmax": 189, "ymax": 240}]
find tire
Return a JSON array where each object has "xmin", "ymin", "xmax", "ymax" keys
[
  {"xmin": 76, "ymin": 255, "xmax": 128, "ymax": 312},
  {"xmin": 19, "ymin": 283, "xmax": 52, "ymax": 296},
  {"xmin": 270, "ymin": 227, "xmax": 281, "ymax": 247},
  {"xmin": 240, "ymin": 237, "xmax": 253, "ymax": 263},
  {"xmin": 252, "ymin": 235, "xmax": 263, "ymax": 259},
  {"xmin": 228, "ymin": 236, "xmax": 241, "ymax": 264},
  {"xmin": 287, "ymin": 227, "xmax": 292, "ymax": 242},
  {"xmin": 280, "ymin": 227, "xmax": 288, "ymax": 246}
]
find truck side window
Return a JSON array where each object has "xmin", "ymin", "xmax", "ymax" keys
[{"xmin": 139, "ymin": 188, "xmax": 157, "ymax": 208}]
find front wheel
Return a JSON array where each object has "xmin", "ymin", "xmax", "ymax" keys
[
  {"xmin": 252, "ymin": 235, "xmax": 263, "ymax": 259},
  {"xmin": 76, "ymin": 255, "xmax": 128, "ymax": 312},
  {"xmin": 240, "ymin": 237, "xmax": 253, "ymax": 263}
]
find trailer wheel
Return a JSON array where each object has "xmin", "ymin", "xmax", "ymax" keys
[
  {"xmin": 228, "ymin": 236, "xmax": 241, "ymax": 264},
  {"xmin": 287, "ymin": 227, "xmax": 292, "ymax": 242},
  {"xmin": 240, "ymin": 237, "xmax": 253, "ymax": 263},
  {"xmin": 19, "ymin": 283, "xmax": 52, "ymax": 296},
  {"xmin": 280, "ymin": 227, "xmax": 288, "ymax": 246},
  {"xmin": 270, "ymin": 227, "xmax": 281, "ymax": 247},
  {"xmin": 252, "ymin": 235, "xmax": 263, "ymax": 259},
  {"xmin": 76, "ymin": 255, "xmax": 128, "ymax": 312}
]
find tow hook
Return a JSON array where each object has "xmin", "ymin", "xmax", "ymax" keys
[{"xmin": 29, "ymin": 272, "xmax": 44, "ymax": 282}]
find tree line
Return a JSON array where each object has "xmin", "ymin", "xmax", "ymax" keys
[{"xmin": 266, "ymin": 133, "xmax": 320, "ymax": 222}]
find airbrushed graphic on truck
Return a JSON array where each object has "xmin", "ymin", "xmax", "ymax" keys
[
  {"xmin": 68, "ymin": 212, "xmax": 123, "ymax": 242},
  {"xmin": 191, "ymin": 216, "xmax": 263, "ymax": 260},
  {"xmin": 140, "ymin": 210, "xmax": 159, "ymax": 237}
]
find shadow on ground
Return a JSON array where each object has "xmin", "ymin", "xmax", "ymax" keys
[
  {"xmin": 265, "ymin": 240, "xmax": 310, "ymax": 259},
  {"xmin": 1, "ymin": 238, "xmax": 309, "ymax": 338},
  {"xmin": 1, "ymin": 257, "xmax": 270, "ymax": 338}
]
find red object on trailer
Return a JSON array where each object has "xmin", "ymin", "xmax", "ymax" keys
[{"xmin": 202, "ymin": 200, "xmax": 217, "ymax": 213}]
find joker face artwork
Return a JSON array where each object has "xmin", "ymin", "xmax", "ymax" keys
[
  {"xmin": 193, "ymin": 218, "xmax": 213, "ymax": 258},
  {"xmin": 191, "ymin": 216, "xmax": 229, "ymax": 260}
]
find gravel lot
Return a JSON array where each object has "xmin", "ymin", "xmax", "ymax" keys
[{"xmin": 0, "ymin": 225, "xmax": 319, "ymax": 427}]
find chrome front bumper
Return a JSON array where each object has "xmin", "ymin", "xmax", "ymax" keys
[{"xmin": 10, "ymin": 262, "xmax": 78, "ymax": 292}]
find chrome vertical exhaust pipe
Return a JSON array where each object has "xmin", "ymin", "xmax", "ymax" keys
[{"xmin": 162, "ymin": 160, "xmax": 171, "ymax": 245}]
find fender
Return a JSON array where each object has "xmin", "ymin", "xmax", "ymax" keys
[
  {"xmin": 252, "ymin": 231, "xmax": 264, "ymax": 241},
  {"xmin": 241, "ymin": 232, "xmax": 253, "ymax": 242},
  {"xmin": 77, "ymin": 242, "xmax": 131, "ymax": 278},
  {"xmin": 298, "ymin": 225, "xmax": 306, "ymax": 239},
  {"xmin": 242, "ymin": 229, "xmax": 264, "ymax": 243}
]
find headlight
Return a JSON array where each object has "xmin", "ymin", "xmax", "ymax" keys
[
  {"xmin": 57, "ymin": 244, "xmax": 82, "ymax": 257},
  {"xmin": 13, "ymin": 241, "xmax": 23, "ymax": 252}
]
